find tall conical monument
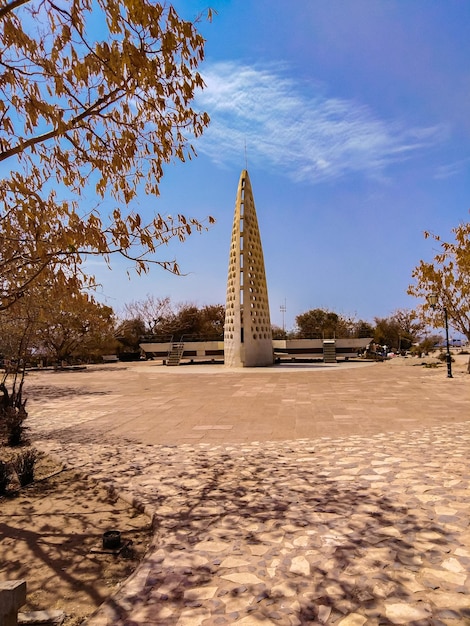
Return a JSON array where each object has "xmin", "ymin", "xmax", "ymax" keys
[{"xmin": 224, "ymin": 170, "xmax": 273, "ymax": 367}]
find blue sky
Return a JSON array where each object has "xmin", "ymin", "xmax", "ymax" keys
[{"xmin": 91, "ymin": 1, "xmax": 470, "ymax": 331}]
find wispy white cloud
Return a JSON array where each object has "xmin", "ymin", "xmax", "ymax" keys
[
  {"xmin": 434, "ymin": 157, "xmax": 470, "ymax": 180},
  {"xmin": 195, "ymin": 61, "xmax": 445, "ymax": 184}
]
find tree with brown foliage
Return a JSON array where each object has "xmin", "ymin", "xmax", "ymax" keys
[
  {"xmin": 408, "ymin": 223, "xmax": 470, "ymax": 371},
  {"xmin": 0, "ymin": 0, "xmax": 213, "ymax": 310},
  {"xmin": 0, "ymin": 273, "xmax": 117, "ymax": 364}
]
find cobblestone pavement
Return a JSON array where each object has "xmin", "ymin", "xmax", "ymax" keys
[{"xmin": 26, "ymin": 358, "xmax": 470, "ymax": 625}]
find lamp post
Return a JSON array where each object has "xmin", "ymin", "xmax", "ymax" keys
[
  {"xmin": 427, "ymin": 293, "xmax": 453, "ymax": 378},
  {"xmin": 280, "ymin": 300, "xmax": 286, "ymax": 333}
]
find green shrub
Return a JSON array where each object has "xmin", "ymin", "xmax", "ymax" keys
[
  {"xmin": 0, "ymin": 459, "xmax": 11, "ymax": 495},
  {"xmin": 4, "ymin": 406, "xmax": 28, "ymax": 446},
  {"xmin": 13, "ymin": 449, "xmax": 38, "ymax": 487},
  {"xmin": 0, "ymin": 381, "xmax": 28, "ymax": 447},
  {"xmin": 437, "ymin": 352, "xmax": 455, "ymax": 363}
]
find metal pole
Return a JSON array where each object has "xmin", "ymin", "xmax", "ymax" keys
[
  {"xmin": 444, "ymin": 306, "xmax": 453, "ymax": 378},
  {"xmin": 280, "ymin": 300, "xmax": 286, "ymax": 333}
]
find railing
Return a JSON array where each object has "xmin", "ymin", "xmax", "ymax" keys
[{"xmin": 166, "ymin": 336, "xmax": 185, "ymax": 366}]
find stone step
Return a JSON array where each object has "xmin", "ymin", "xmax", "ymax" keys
[{"xmin": 18, "ymin": 610, "xmax": 65, "ymax": 625}]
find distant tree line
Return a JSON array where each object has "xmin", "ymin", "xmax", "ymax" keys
[
  {"xmin": 272, "ymin": 307, "xmax": 426, "ymax": 354},
  {"xmin": 0, "ymin": 289, "xmax": 460, "ymax": 368},
  {"xmin": 115, "ymin": 296, "xmax": 225, "ymax": 356},
  {"xmin": 117, "ymin": 299, "xmax": 432, "ymax": 357}
]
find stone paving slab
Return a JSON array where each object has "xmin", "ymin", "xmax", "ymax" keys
[
  {"xmin": 26, "ymin": 358, "xmax": 468, "ymax": 445},
  {"xmin": 24, "ymin": 358, "xmax": 470, "ymax": 624}
]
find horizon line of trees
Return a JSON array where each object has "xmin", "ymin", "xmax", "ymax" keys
[
  {"xmin": 119, "ymin": 296, "xmax": 435, "ymax": 354},
  {"xmin": 1, "ymin": 288, "xmax": 466, "ymax": 367},
  {"xmin": 1, "ymin": 284, "xmax": 466, "ymax": 368}
]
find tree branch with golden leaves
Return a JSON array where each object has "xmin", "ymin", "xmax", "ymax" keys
[
  {"xmin": 0, "ymin": 0, "xmax": 214, "ymax": 309},
  {"xmin": 408, "ymin": 223, "xmax": 470, "ymax": 342}
]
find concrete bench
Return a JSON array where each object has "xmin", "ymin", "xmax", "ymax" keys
[
  {"xmin": 102, "ymin": 355, "xmax": 119, "ymax": 362},
  {"xmin": 0, "ymin": 580, "xmax": 26, "ymax": 626}
]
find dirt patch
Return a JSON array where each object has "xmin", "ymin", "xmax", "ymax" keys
[{"xmin": 0, "ymin": 451, "xmax": 152, "ymax": 625}]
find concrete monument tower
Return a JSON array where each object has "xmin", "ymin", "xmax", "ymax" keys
[{"xmin": 224, "ymin": 170, "xmax": 273, "ymax": 367}]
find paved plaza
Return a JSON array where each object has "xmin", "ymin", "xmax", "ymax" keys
[{"xmin": 26, "ymin": 356, "xmax": 470, "ymax": 625}]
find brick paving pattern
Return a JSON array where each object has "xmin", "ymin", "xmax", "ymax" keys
[{"xmin": 26, "ymin": 357, "xmax": 470, "ymax": 625}]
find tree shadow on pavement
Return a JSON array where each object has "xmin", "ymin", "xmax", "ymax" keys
[{"xmin": 89, "ymin": 446, "xmax": 469, "ymax": 625}]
